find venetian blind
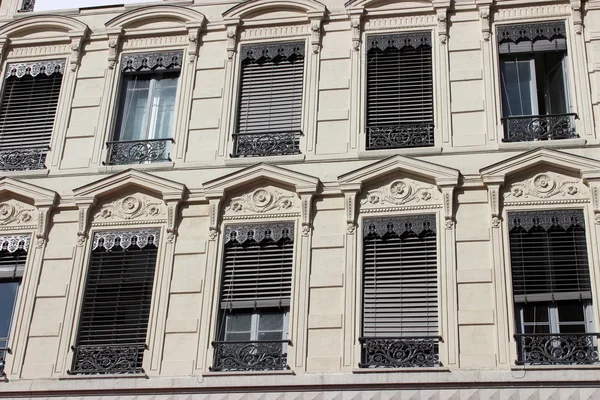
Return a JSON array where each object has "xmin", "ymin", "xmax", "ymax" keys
[
  {"xmin": 0, "ymin": 235, "xmax": 29, "ymax": 279},
  {"xmin": 237, "ymin": 42, "xmax": 304, "ymax": 135},
  {"xmin": 508, "ymin": 210, "xmax": 591, "ymax": 303},
  {"xmin": 75, "ymin": 230, "xmax": 159, "ymax": 351},
  {"xmin": 220, "ymin": 223, "xmax": 294, "ymax": 309},
  {"xmin": 362, "ymin": 215, "xmax": 438, "ymax": 337},
  {"xmin": 0, "ymin": 60, "xmax": 65, "ymax": 151},
  {"xmin": 498, "ymin": 21, "xmax": 567, "ymax": 54},
  {"xmin": 366, "ymin": 33, "xmax": 434, "ymax": 146}
]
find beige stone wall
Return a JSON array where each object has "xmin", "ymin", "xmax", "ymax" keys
[{"xmin": 0, "ymin": 0, "xmax": 597, "ymax": 398}]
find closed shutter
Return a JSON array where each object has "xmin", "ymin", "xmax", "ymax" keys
[
  {"xmin": 498, "ymin": 21, "xmax": 567, "ymax": 54},
  {"xmin": 366, "ymin": 33, "xmax": 434, "ymax": 149},
  {"xmin": 72, "ymin": 229, "xmax": 159, "ymax": 374},
  {"xmin": 237, "ymin": 42, "xmax": 304, "ymax": 135},
  {"xmin": 508, "ymin": 210, "xmax": 591, "ymax": 303},
  {"xmin": 362, "ymin": 215, "xmax": 438, "ymax": 337},
  {"xmin": 0, "ymin": 234, "xmax": 29, "ymax": 279},
  {"xmin": 0, "ymin": 60, "xmax": 64, "ymax": 150},
  {"xmin": 220, "ymin": 223, "xmax": 294, "ymax": 309}
]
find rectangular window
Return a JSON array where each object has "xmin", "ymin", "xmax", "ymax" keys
[
  {"xmin": 0, "ymin": 60, "xmax": 65, "ymax": 171},
  {"xmin": 497, "ymin": 21, "xmax": 577, "ymax": 141},
  {"xmin": 507, "ymin": 210, "xmax": 598, "ymax": 365},
  {"xmin": 107, "ymin": 51, "xmax": 182, "ymax": 165},
  {"xmin": 360, "ymin": 215, "xmax": 439, "ymax": 368},
  {"xmin": 233, "ymin": 42, "xmax": 304, "ymax": 158},
  {"xmin": 0, "ymin": 235, "xmax": 30, "ymax": 376},
  {"xmin": 365, "ymin": 32, "xmax": 434, "ymax": 150},
  {"xmin": 70, "ymin": 229, "xmax": 159, "ymax": 375},
  {"xmin": 212, "ymin": 223, "xmax": 294, "ymax": 372}
]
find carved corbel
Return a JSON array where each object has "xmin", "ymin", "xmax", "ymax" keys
[
  {"xmin": 343, "ymin": 190, "xmax": 358, "ymax": 235},
  {"xmin": 436, "ymin": 8, "xmax": 449, "ymax": 45},
  {"xmin": 208, "ymin": 198, "xmax": 221, "ymax": 240},
  {"xmin": 483, "ymin": 177, "xmax": 504, "ymax": 228},
  {"xmin": 300, "ymin": 193, "xmax": 314, "ymax": 236},
  {"xmin": 349, "ymin": 10, "xmax": 363, "ymax": 52},
  {"xmin": 166, "ymin": 200, "xmax": 181, "ymax": 244},
  {"xmin": 68, "ymin": 30, "xmax": 88, "ymax": 72},
  {"xmin": 571, "ymin": 0, "xmax": 583, "ymax": 35},
  {"xmin": 310, "ymin": 18, "xmax": 322, "ymax": 54},
  {"xmin": 106, "ymin": 29, "xmax": 122, "ymax": 70},
  {"xmin": 479, "ymin": 6, "xmax": 491, "ymax": 41},
  {"xmin": 225, "ymin": 20, "xmax": 239, "ymax": 60},
  {"xmin": 440, "ymin": 186, "xmax": 455, "ymax": 229},
  {"xmin": 187, "ymin": 29, "xmax": 200, "ymax": 63},
  {"xmin": 76, "ymin": 203, "xmax": 94, "ymax": 246},
  {"xmin": 35, "ymin": 206, "xmax": 52, "ymax": 248}
]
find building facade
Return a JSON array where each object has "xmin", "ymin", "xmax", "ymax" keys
[{"xmin": 0, "ymin": 0, "xmax": 598, "ymax": 398}]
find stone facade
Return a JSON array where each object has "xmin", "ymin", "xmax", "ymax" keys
[{"xmin": 0, "ymin": 0, "xmax": 597, "ymax": 398}]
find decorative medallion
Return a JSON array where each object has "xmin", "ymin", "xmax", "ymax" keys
[
  {"xmin": 504, "ymin": 172, "xmax": 585, "ymax": 201},
  {"xmin": 225, "ymin": 188, "xmax": 298, "ymax": 215},
  {"xmin": 94, "ymin": 195, "xmax": 166, "ymax": 222},
  {"xmin": 360, "ymin": 179, "xmax": 437, "ymax": 208}
]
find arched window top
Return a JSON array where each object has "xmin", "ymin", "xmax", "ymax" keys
[
  {"xmin": 0, "ymin": 15, "xmax": 88, "ymax": 40},
  {"xmin": 223, "ymin": 0, "xmax": 326, "ymax": 21},
  {"xmin": 105, "ymin": 5, "xmax": 206, "ymax": 31}
]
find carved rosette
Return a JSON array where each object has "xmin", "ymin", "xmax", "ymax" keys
[
  {"xmin": 94, "ymin": 195, "xmax": 166, "ymax": 222},
  {"xmin": 225, "ymin": 188, "xmax": 299, "ymax": 216},
  {"xmin": 504, "ymin": 173, "xmax": 585, "ymax": 202},
  {"xmin": 360, "ymin": 179, "xmax": 437, "ymax": 209},
  {"xmin": 0, "ymin": 202, "xmax": 36, "ymax": 226}
]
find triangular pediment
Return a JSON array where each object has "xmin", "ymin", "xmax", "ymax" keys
[
  {"xmin": 0, "ymin": 177, "xmax": 57, "ymax": 207},
  {"xmin": 73, "ymin": 169, "xmax": 185, "ymax": 205},
  {"xmin": 204, "ymin": 163, "xmax": 319, "ymax": 198},
  {"xmin": 480, "ymin": 148, "xmax": 600, "ymax": 183},
  {"xmin": 338, "ymin": 155, "xmax": 459, "ymax": 191}
]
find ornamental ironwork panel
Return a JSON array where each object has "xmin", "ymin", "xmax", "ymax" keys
[
  {"xmin": 363, "ymin": 215, "xmax": 437, "ymax": 237},
  {"xmin": 366, "ymin": 124, "xmax": 434, "ymax": 150},
  {"xmin": 0, "ymin": 235, "xmax": 30, "ymax": 253},
  {"xmin": 5, "ymin": 60, "xmax": 65, "ymax": 79},
  {"xmin": 367, "ymin": 32, "xmax": 432, "ymax": 51},
  {"xmin": 359, "ymin": 337, "xmax": 440, "ymax": 368},
  {"xmin": 502, "ymin": 114, "xmax": 578, "ymax": 142},
  {"xmin": 92, "ymin": 228, "xmax": 161, "ymax": 251},
  {"xmin": 232, "ymin": 131, "xmax": 302, "ymax": 157},
  {"xmin": 121, "ymin": 51, "xmax": 183, "ymax": 72},
  {"xmin": 211, "ymin": 340, "xmax": 289, "ymax": 372},
  {"xmin": 105, "ymin": 139, "xmax": 172, "ymax": 165},
  {"xmin": 224, "ymin": 223, "xmax": 295, "ymax": 244},
  {"xmin": 497, "ymin": 21, "xmax": 566, "ymax": 44},
  {"xmin": 18, "ymin": 0, "xmax": 34, "ymax": 12},
  {"xmin": 507, "ymin": 209, "xmax": 584, "ymax": 231},
  {"xmin": 0, "ymin": 348, "xmax": 7, "ymax": 377},
  {"xmin": 0, "ymin": 148, "xmax": 47, "ymax": 171},
  {"xmin": 242, "ymin": 42, "xmax": 305, "ymax": 61},
  {"xmin": 69, "ymin": 344, "xmax": 145, "ymax": 375},
  {"xmin": 515, "ymin": 333, "xmax": 600, "ymax": 365}
]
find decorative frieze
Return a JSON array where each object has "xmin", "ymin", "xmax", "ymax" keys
[
  {"xmin": 224, "ymin": 188, "xmax": 299, "ymax": 216},
  {"xmin": 364, "ymin": 15, "xmax": 436, "ymax": 32},
  {"xmin": 92, "ymin": 228, "xmax": 160, "ymax": 250},
  {"xmin": 360, "ymin": 179, "xmax": 438, "ymax": 210},
  {"xmin": 121, "ymin": 35, "xmax": 188, "ymax": 51},
  {"xmin": 504, "ymin": 172, "xmax": 586, "ymax": 204},
  {"xmin": 241, "ymin": 25, "xmax": 310, "ymax": 41},
  {"xmin": 7, "ymin": 44, "xmax": 71, "ymax": 59},
  {"xmin": 494, "ymin": 4, "xmax": 570, "ymax": 21},
  {"xmin": 93, "ymin": 194, "xmax": 166, "ymax": 223}
]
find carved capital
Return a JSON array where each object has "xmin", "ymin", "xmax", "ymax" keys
[
  {"xmin": 300, "ymin": 194, "xmax": 313, "ymax": 237},
  {"xmin": 208, "ymin": 198, "xmax": 221, "ymax": 240},
  {"xmin": 226, "ymin": 22, "xmax": 239, "ymax": 60},
  {"xmin": 436, "ymin": 8, "xmax": 448, "ymax": 44},
  {"xmin": 571, "ymin": 0, "xmax": 583, "ymax": 34}
]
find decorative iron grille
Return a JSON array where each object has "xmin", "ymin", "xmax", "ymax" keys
[
  {"xmin": 0, "ymin": 148, "xmax": 47, "ymax": 171},
  {"xmin": 69, "ymin": 344, "xmax": 145, "ymax": 375},
  {"xmin": 232, "ymin": 131, "xmax": 301, "ymax": 157},
  {"xmin": 211, "ymin": 340, "xmax": 289, "ymax": 371},
  {"xmin": 105, "ymin": 139, "xmax": 173, "ymax": 165},
  {"xmin": 359, "ymin": 337, "xmax": 440, "ymax": 368},
  {"xmin": 366, "ymin": 124, "xmax": 434, "ymax": 150},
  {"xmin": 18, "ymin": 0, "xmax": 34, "ymax": 12},
  {"xmin": 515, "ymin": 333, "xmax": 600, "ymax": 365},
  {"xmin": 502, "ymin": 114, "xmax": 578, "ymax": 142}
]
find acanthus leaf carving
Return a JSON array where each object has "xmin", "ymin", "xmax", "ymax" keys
[
  {"xmin": 504, "ymin": 172, "xmax": 585, "ymax": 201},
  {"xmin": 94, "ymin": 195, "xmax": 166, "ymax": 222},
  {"xmin": 0, "ymin": 202, "xmax": 36, "ymax": 227},
  {"xmin": 225, "ymin": 188, "xmax": 299, "ymax": 215},
  {"xmin": 360, "ymin": 179, "xmax": 438, "ymax": 208}
]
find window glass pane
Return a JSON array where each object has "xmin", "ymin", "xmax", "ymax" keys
[
  {"xmin": 258, "ymin": 331, "xmax": 284, "ymax": 341},
  {"xmin": 524, "ymin": 324, "xmax": 550, "ymax": 334},
  {"xmin": 225, "ymin": 332, "xmax": 252, "ymax": 341},
  {"xmin": 522, "ymin": 304, "xmax": 550, "ymax": 323},
  {"xmin": 0, "ymin": 281, "xmax": 19, "ymax": 346},
  {"xmin": 560, "ymin": 324, "xmax": 586, "ymax": 334},
  {"xmin": 501, "ymin": 57, "xmax": 534, "ymax": 116},
  {"xmin": 225, "ymin": 313, "xmax": 252, "ymax": 333},
  {"xmin": 148, "ymin": 75, "xmax": 178, "ymax": 140},
  {"xmin": 541, "ymin": 52, "xmax": 568, "ymax": 114},
  {"xmin": 258, "ymin": 312, "xmax": 284, "ymax": 333},
  {"xmin": 116, "ymin": 76, "xmax": 151, "ymax": 141},
  {"xmin": 557, "ymin": 301, "xmax": 585, "ymax": 323}
]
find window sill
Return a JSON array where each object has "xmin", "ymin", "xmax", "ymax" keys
[
  {"xmin": 58, "ymin": 372, "xmax": 148, "ymax": 380},
  {"xmin": 358, "ymin": 147, "xmax": 442, "ymax": 159},
  {"xmin": 0, "ymin": 169, "xmax": 49, "ymax": 178},
  {"xmin": 497, "ymin": 138, "xmax": 586, "ymax": 151},
  {"xmin": 224, "ymin": 154, "xmax": 305, "ymax": 166},
  {"xmin": 203, "ymin": 369, "xmax": 295, "ymax": 377},
  {"xmin": 98, "ymin": 162, "xmax": 175, "ymax": 174},
  {"xmin": 353, "ymin": 367, "xmax": 450, "ymax": 373},
  {"xmin": 511, "ymin": 364, "xmax": 600, "ymax": 371}
]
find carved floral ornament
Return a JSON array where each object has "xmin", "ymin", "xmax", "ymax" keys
[
  {"xmin": 94, "ymin": 194, "xmax": 166, "ymax": 222},
  {"xmin": 225, "ymin": 188, "xmax": 299, "ymax": 216},
  {"xmin": 0, "ymin": 202, "xmax": 36, "ymax": 226},
  {"xmin": 360, "ymin": 179, "xmax": 438, "ymax": 209},
  {"xmin": 503, "ymin": 172, "xmax": 586, "ymax": 203}
]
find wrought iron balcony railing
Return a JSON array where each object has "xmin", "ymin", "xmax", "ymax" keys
[
  {"xmin": 502, "ymin": 113, "xmax": 579, "ymax": 142},
  {"xmin": 18, "ymin": 0, "xmax": 35, "ymax": 12},
  {"xmin": 232, "ymin": 131, "xmax": 302, "ymax": 157},
  {"xmin": 69, "ymin": 344, "xmax": 145, "ymax": 375},
  {"xmin": 105, "ymin": 138, "xmax": 173, "ymax": 165},
  {"xmin": 211, "ymin": 340, "xmax": 289, "ymax": 372},
  {"xmin": 515, "ymin": 333, "xmax": 600, "ymax": 366},
  {"xmin": 366, "ymin": 123, "xmax": 435, "ymax": 150},
  {"xmin": 0, "ymin": 348, "xmax": 9, "ymax": 377},
  {"xmin": 359, "ymin": 337, "xmax": 440, "ymax": 368},
  {"xmin": 0, "ymin": 147, "xmax": 48, "ymax": 171}
]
